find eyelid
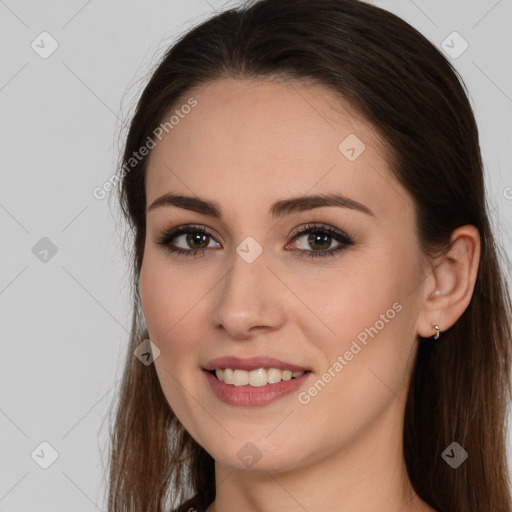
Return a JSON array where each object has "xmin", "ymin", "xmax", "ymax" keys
[
  {"xmin": 156, "ymin": 221, "xmax": 355, "ymax": 259},
  {"xmin": 159, "ymin": 222, "xmax": 352, "ymax": 243},
  {"xmin": 288, "ymin": 222, "xmax": 350, "ymax": 240},
  {"xmin": 160, "ymin": 223, "xmax": 219, "ymax": 240}
]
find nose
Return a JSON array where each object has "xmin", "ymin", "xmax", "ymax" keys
[{"xmin": 210, "ymin": 247, "xmax": 287, "ymax": 340}]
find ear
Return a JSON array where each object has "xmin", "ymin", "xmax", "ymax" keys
[{"xmin": 416, "ymin": 225, "xmax": 481, "ymax": 339}]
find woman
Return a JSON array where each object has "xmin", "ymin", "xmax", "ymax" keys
[{"xmin": 106, "ymin": 0, "xmax": 512, "ymax": 511}]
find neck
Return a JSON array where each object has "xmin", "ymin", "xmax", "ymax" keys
[{"xmin": 206, "ymin": 398, "xmax": 436, "ymax": 512}]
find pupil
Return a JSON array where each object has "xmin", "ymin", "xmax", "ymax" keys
[
  {"xmin": 185, "ymin": 232, "xmax": 332, "ymax": 251},
  {"xmin": 188, "ymin": 232, "xmax": 209, "ymax": 249},
  {"xmin": 309, "ymin": 233, "xmax": 330, "ymax": 250}
]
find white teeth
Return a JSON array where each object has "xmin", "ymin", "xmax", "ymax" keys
[
  {"xmin": 213, "ymin": 367, "xmax": 306, "ymax": 386},
  {"xmin": 282, "ymin": 370, "xmax": 292, "ymax": 381},
  {"xmin": 248, "ymin": 368, "xmax": 267, "ymax": 387},
  {"xmin": 233, "ymin": 369, "xmax": 249, "ymax": 386},
  {"xmin": 267, "ymin": 368, "xmax": 282, "ymax": 384},
  {"xmin": 223, "ymin": 368, "xmax": 234, "ymax": 384}
]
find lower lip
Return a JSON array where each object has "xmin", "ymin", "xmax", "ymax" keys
[{"xmin": 203, "ymin": 370, "xmax": 311, "ymax": 407}]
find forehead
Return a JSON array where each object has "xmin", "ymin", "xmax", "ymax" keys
[{"xmin": 145, "ymin": 78, "xmax": 411, "ymax": 221}]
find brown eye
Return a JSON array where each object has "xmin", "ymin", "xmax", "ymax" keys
[
  {"xmin": 156, "ymin": 223, "xmax": 354, "ymax": 259},
  {"xmin": 156, "ymin": 225, "xmax": 220, "ymax": 257},
  {"xmin": 287, "ymin": 223, "xmax": 354, "ymax": 259},
  {"xmin": 184, "ymin": 231, "xmax": 211, "ymax": 250}
]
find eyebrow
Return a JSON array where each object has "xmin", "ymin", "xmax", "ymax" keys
[{"xmin": 147, "ymin": 192, "xmax": 375, "ymax": 219}]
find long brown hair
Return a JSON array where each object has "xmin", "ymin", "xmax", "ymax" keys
[{"xmin": 106, "ymin": 1, "xmax": 512, "ymax": 510}]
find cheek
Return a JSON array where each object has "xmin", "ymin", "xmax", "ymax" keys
[
  {"xmin": 139, "ymin": 252, "xmax": 210, "ymax": 439},
  {"xmin": 139, "ymin": 249, "xmax": 201, "ymax": 345},
  {"xmin": 139, "ymin": 247, "xmax": 218, "ymax": 372},
  {"xmin": 305, "ymin": 246, "xmax": 422, "ymax": 398},
  {"xmin": 297, "ymin": 250, "xmax": 413, "ymax": 348},
  {"xmin": 139, "ymin": 258, "xmax": 169, "ymax": 342}
]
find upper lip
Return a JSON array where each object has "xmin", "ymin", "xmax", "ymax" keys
[{"xmin": 203, "ymin": 355, "xmax": 310, "ymax": 372}]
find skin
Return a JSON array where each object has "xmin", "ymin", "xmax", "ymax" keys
[{"xmin": 139, "ymin": 78, "xmax": 480, "ymax": 512}]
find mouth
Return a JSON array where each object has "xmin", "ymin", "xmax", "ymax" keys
[
  {"xmin": 203, "ymin": 367, "xmax": 312, "ymax": 406},
  {"xmin": 202, "ymin": 355, "xmax": 312, "ymax": 405},
  {"xmin": 206, "ymin": 367, "xmax": 311, "ymax": 387}
]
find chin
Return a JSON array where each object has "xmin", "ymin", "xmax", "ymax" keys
[{"xmin": 202, "ymin": 435, "xmax": 311, "ymax": 474}]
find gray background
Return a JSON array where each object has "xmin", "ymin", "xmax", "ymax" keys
[{"xmin": 0, "ymin": 0, "xmax": 511, "ymax": 510}]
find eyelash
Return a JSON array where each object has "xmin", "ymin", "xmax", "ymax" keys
[{"xmin": 155, "ymin": 223, "xmax": 355, "ymax": 259}]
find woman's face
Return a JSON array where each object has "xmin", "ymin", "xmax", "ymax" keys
[{"xmin": 139, "ymin": 77, "xmax": 428, "ymax": 472}]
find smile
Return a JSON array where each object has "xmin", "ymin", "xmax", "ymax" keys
[
  {"xmin": 212, "ymin": 368, "xmax": 306, "ymax": 387},
  {"xmin": 203, "ymin": 369, "xmax": 311, "ymax": 407}
]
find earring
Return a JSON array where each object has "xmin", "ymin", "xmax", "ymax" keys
[{"xmin": 432, "ymin": 324, "xmax": 440, "ymax": 340}]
